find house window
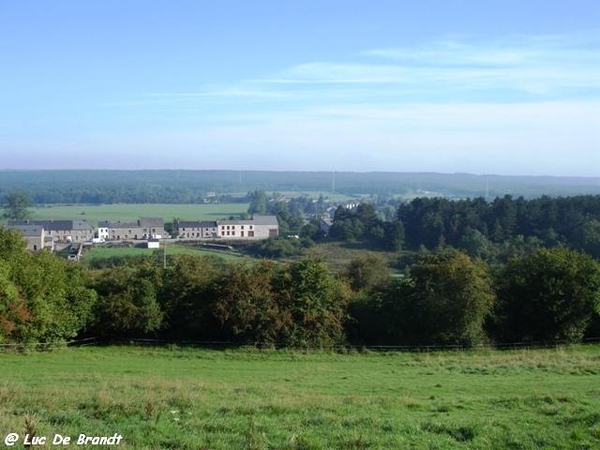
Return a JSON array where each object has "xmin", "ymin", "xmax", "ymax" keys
[{"xmin": 221, "ymin": 231, "xmax": 225, "ymax": 236}]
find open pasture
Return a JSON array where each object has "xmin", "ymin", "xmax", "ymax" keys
[
  {"xmin": 1, "ymin": 345, "xmax": 599, "ymax": 449},
  {"xmin": 30, "ymin": 203, "xmax": 250, "ymax": 224},
  {"xmin": 83, "ymin": 243, "xmax": 245, "ymax": 263}
]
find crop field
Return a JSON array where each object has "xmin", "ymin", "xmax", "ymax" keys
[
  {"xmin": 1, "ymin": 345, "xmax": 599, "ymax": 449},
  {"xmin": 29, "ymin": 203, "xmax": 250, "ymax": 224}
]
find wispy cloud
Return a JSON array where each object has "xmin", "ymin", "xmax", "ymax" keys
[
  {"xmin": 256, "ymin": 32, "xmax": 600, "ymax": 99},
  {"xmin": 104, "ymin": 30, "xmax": 600, "ymax": 156}
]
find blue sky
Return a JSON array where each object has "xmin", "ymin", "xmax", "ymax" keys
[{"xmin": 1, "ymin": 1, "xmax": 598, "ymax": 175}]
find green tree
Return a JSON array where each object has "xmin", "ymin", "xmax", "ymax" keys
[
  {"xmin": 2, "ymin": 190, "xmax": 32, "ymax": 220},
  {"xmin": 274, "ymin": 258, "xmax": 350, "ymax": 347},
  {"xmin": 0, "ymin": 259, "xmax": 30, "ymax": 343},
  {"xmin": 248, "ymin": 190, "xmax": 268, "ymax": 215},
  {"xmin": 383, "ymin": 221, "xmax": 404, "ymax": 251},
  {"xmin": 212, "ymin": 261, "xmax": 289, "ymax": 344},
  {"xmin": 90, "ymin": 261, "xmax": 162, "ymax": 336},
  {"xmin": 344, "ymin": 254, "xmax": 391, "ymax": 292},
  {"xmin": 573, "ymin": 219, "xmax": 600, "ymax": 258},
  {"xmin": 0, "ymin": 230, "xmax": 96, "ymax": 344},
  {"xmin": 495, "ymin": 247, "xmax": 600, "ymax": 343},
  {"xmin": 388, "ymin": 250, "xmax": 495, "ymax": 346},
  {"xmin": 159, "ymin": 255, "xmax": 224, "ymax": 340}
]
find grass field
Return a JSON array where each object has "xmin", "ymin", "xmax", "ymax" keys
[
  {"xmin": 1, "ymin": 346, "xmax": 599, "ymax": 449},
  {"xmin": 83, "ymin": 244, "xmax": 246, "ymax": 263},
  {"xmin": 30, "ymin": 203, "xmax": 250, "ymax": 224}
]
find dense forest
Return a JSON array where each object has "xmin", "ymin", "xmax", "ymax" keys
[
  {"xmin": 1, "ymin": 170, "xmax": 600, "ymax": 203},
  {"xmin": 248, "ymin": 194, "xmax": 600, "ymax": 262},
  {"xmin": 1, "ymin": 227, "xmax": 599, "ymax": 349}
]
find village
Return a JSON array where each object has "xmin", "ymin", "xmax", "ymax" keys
[{"xmin": 5, "ymin": 215, "xmax": 280, "ymax": 254}]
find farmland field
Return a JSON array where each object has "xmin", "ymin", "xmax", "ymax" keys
[
  {"xmin": 29, "ymin": 203, "xmax": 250, "ymax": 224},
  {"xmin": 1, "ymin": 345, "xmax": 599, "ymax": 449}
]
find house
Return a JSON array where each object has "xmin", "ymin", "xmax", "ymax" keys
[
  {"xmin": 7, "ymin": 219, "xmax": 94, "ymax": 243},
  {"xmin": 99, "ymin": 217, "xmax": 166, "ymax": 241},
  {"xmin": 98, "ymin": 220, "xmax": 142, "ymax": 241},
  {"xmin": 175, "ymin": 215, "xmax": 279, "ymax": 241},
  {"xmin": 97, "ymin": 224, "xmax": 109, "ymax": 241},
  {"xmin": 5, "ymin": 224, "xmax": 45, "ymax": 252},
  {"xmin": 175, "ymin": 220, "xmax": 219, "ymax": 239},
  {"xmin": 216, "ymin": 215, "xmax": 279, "ymax": 240},
  {"xmin": 139, "ymin": 217, "xmax": 167, "ymax": 238}
]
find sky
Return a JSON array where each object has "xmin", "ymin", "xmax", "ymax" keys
[{"xmin": 0, "ymin": 0, "xmax": 599, "ymax": 176}]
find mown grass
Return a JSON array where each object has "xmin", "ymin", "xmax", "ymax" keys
[
  {"xmin": 30, "ymin": 203, "xmax": 250, "ymax": 224},
  {"xmin": 83, "ymin": 244, "xmax": 246, "ymax": 263},
  {"xmin": 1, "ymin": 345, "xmax": 599, "ymax": 449}
]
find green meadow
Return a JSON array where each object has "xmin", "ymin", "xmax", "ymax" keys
[
  {"xmin": 1, "ymin": 345, "xmax": 599, "ymax": 449},
  {"xmin": 29, "ymin": 203, "xmax": 250, "ymax": 224}
]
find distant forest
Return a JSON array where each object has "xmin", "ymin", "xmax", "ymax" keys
[{"xmin": 1, "ymin": 170, "xmax": 600, "ymax": 203}]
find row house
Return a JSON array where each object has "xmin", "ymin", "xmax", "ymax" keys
[
  {"xmin": 175, "ymin": 215, "xmax": 279, "ymax": 241},
  {"xmin": 5, "ymin": 224, "xmax": 46, "ymax": 252},
  {"xmin": 98, "ymin": 217, "xmax": 166, "ymax": 241},
  {"xmin": 7, "ymin": 219, "xmax": 94, "ymax": 243},
  {"xmin": 176, "ymin": 220, "xmax": 219, "ymax": 239}
]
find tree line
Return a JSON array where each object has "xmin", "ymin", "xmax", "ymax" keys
[
  {"xmin": 320, "ymin": 195, "xmax": 600, "ymax": 264},
  {"xmin": 246, "ymin": 192, "xmax": 600, "ymax": 264},
  {"xmin": 2, "ymin": 170, "xmax": 600, "ymax": 204},
  {"xmin": 1, "ymin": 228, "xmax": 599, "ymax": 348}
]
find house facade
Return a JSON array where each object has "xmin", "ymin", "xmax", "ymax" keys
[
  {"xmin": 139, "ymin": 217, "xmax": 167, "ymax": 238},
  {"xmin": 175, "ymin": 220, "xmax": 219, "ymax": 239},
  {"xmin": 216, "ymin": 215, "xmax": 279, "ymax": 240},
  {"xmin": 176, "ymin": 215, "xmax": 278, "ymax": 241},
  {"xmin": 98, "ymin": 217, "xmax": 166, "ymax": 241},
  {"xmin": 7, "ymin": 220, "xmax": 94, "ymax": 243},
  {"xmin": 5, "ymin": 224, "xmax": 45, "ymax": 251}
]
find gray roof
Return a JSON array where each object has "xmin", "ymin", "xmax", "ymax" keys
[
  {"xmin": 217, "ymin": 215, "xmax": 279, "ymax": 227},
  {"xmin": 98, "ymin": 220, "xmax": 140, "ymax": 228},
  {"xmin": 8, "ymin": 219, "xmax": 92, "ymax": 231},
  {"xmin": 139, "ymin": 217, "xmax": 165, "ymax": 227},
  {"xmin": 176, "ymin": 220, "xmax": 217, "ymax": 228},
  {"xmin": 251, "ymin": 215, "xmax": 279, "ymax": 226},
  {"xmin": 6, "ymin": 224, "xmax": 43, "ymax": 236}
]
